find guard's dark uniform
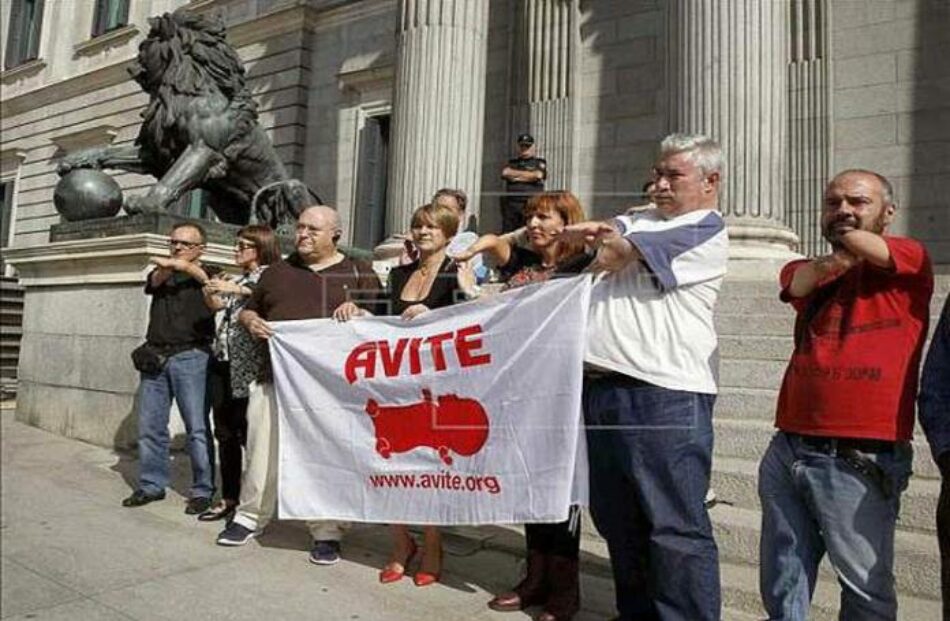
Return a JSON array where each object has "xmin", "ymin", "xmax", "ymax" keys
[{"xmin": 501, "ymin": 154, "xmax": 547, "ymax": 233}]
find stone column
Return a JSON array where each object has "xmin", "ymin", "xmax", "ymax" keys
[
  {"xmin": 667, "ymin": 0, "xmax": 799, "ymax": 259},
  {"xmin": 386, "ymin": 0, "xmax": 490, "ymax": 237},
  {"xmin": 511, "ymin": 0, "xmax": 578, "ymax": 190}
]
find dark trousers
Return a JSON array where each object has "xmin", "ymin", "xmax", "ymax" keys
[
  {"xmin": 940, "ymin": 473, "xmax": 950, "ymax": 620},
  {"xmin": 525, "ymin": 511, "xmax": 581, "ymax": 559},
  {"xmin": 583, "ymin": 375, "xmax": 720, "ymax": 621},
  {"xmin": 501, "ymin": 196, "xmax": 529, "ymax": 234},
  {"xmin": 208, "ymin": 359, "xmax": 248, "ymax": 502}
]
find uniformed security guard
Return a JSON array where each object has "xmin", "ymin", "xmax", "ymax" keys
[{"xmin": 500, "ymin": 133, "xmax": 547, "ymax": 233}]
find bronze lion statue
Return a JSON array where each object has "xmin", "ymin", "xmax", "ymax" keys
[{"xmin": 58, "ymin": 9, "xmax": 320, "ymax": 228}]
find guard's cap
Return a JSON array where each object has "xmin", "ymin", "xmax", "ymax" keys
[{"xmin": 517, "ymin": 133, "xmax": 535, "ymax": 145}]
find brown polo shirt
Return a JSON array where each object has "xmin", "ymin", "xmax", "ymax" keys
[{"xmin": 245, "ymin": 252, "xmax": 383, "ymax": 321}]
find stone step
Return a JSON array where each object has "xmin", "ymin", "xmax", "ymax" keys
[
  {"xmin": 716, "ymin": 313, "xmax": 794, "ymax": 336},
  {"xmin": 718, "ymin": 557, "xmax": 942, "ymax": 621},
  {"xmin": 714, "ymin": 295, "xmax": 789, "ymax": 316},
  {"xmin": 711, "ymin": 456, "xmax": 940, "ymax": 534},
  {"xmin": 715, "ymin": 386, "xmax": 780, "ymax": 421},
  {"xmin": 720, "ymin": 359, "xmax": 788, "ymax": 390},
  {"xmin": 716, "ymin": 291, "xmax": 947, "ymax": 318},
  {"xmin": 710, "ymin": 503, "xmax": 941, "ymax": 601},
  {"xmin": 719, "ymin": 334, "xmax": 793, "ymax": 361},
  {"xmin": 713, "ymin": 418, "xmax": 942, "ymax": 480},
  {"xmin": 720, "ymin": 273, "xmax": 950, "ymax": 297}
]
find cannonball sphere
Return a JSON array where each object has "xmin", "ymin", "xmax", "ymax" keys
[{"xmin": 53, "ymin": 169, "xmax": 124, "ymax": 221}]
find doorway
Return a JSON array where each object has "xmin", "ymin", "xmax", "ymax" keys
[{"xmin": 352, "ymin": 113, "xmax": 390, "ymax": 250}]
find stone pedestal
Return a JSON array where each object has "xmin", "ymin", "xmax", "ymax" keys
[
  {"xmin": 667, "ymin": 0, "xmax": 799, "ymax": 259},
  {"xmin": 4, "ymin": 215, "xmax": 237, "ymax": 449},
  {"xmin": 385, "ymin": 0, "xmax": 490, "ymax": 236}
]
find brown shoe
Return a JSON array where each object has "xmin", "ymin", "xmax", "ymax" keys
[{"xmin": 487, "ymin": 550, "xmax": 548, "ymax": 612}]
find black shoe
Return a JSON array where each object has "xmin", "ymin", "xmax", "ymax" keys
[
  {"xmin": 185, "ymin": 496, "xmax": 213, "ymax": 515},
  {"xmin": 309, "ymin": 540, "xmax": 341, "ymax": 565},
  {"xmin": 122, "ymin": 489, "xmax": 166, "ymax": 507},
  {"xmin": 217, "ymin": 522, "xmax": 259, "ymax": 546},
  {"xmin": 198, "ymin": 501, "xmax": 237, "ymax": 522}
]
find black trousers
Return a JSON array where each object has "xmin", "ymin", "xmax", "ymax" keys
[
  {"xmin": 501, "ymin": 196, "xmax": 529, "ymax": 234},
  {"xmin": 525, "ymin": 511, "xmax": 581, "ymax": 559},
  {"xmin": 208, "ymin": 359, "xmax": 248, "ymax": 502}
]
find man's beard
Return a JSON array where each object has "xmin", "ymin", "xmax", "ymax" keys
[{"xmin": 822, "ymin": 211, "xmax": 888, "ymax": 247}]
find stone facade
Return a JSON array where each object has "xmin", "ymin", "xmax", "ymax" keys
[{"xmin": 2, "ymin": 2, "xmax": 946, "ymax": 614}]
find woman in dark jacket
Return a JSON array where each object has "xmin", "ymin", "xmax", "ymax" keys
[{"xmin": 458, "ymin": 191, "xmax": 591, "ymax": 621}]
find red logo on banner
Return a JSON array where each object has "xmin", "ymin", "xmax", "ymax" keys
[{"xmin": 365, "ymin": 389, "xmax": 489, "ymax": 465}]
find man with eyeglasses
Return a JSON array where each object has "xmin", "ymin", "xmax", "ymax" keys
[
  {"xmin": 123, "ymin": 222, "xmax": 218, "ymax": 515},
  {"xmin": 216, "ymin": 205, "xmax": 383, "ymax": 566}
]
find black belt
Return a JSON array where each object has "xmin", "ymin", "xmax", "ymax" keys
[
  {"xmin": 583, "ymin": 369, "xmax": 654, "ymax": 388},
  {"xmin": 148, "ymin": 342, "xmax": 210, "ymax": 356},
  {"xmin": 789, "ymin": 433, "xmax": 896, "ymax": 455}
]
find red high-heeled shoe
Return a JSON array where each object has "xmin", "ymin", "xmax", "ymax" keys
[
  {"xmin": 413, "ymin": 549, "xmax": 442, "ymax": 587},
  {"xmin": 379, "ymin": 540, "xmax": 418, "ymax": 584}
]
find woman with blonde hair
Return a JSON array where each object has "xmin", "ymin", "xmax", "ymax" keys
[{"xmin": 376, "ymin": 202, "xmax": 464, "ymax": 586}]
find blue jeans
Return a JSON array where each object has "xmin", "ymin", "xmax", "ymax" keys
[
  {"xmin": 137, "ymin": 348, "xmax": 214, "ymax": 499},
  {"xmin": 758, "ymin": 432, "xmax": 913, "ymax": 621},
  {"xmin": 584, "ymin": 375, "xmax": 720, "ymax": 621}
]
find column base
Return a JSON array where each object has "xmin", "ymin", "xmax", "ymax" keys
[{"xmin": 726, "ymin": 216, "xmax": 802, "ymax": 261}]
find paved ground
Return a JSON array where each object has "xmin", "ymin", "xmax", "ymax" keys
[{"xmin": 2, "ymin": 406, "xmax": 634, "ymax": 621}]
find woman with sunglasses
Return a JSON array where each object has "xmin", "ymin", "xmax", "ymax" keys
[{"xmin": 200, "ymin": 225, "xmax": 282, "ymax": 522}]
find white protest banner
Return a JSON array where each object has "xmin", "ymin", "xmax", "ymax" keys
[{"xmin": 269, "ymin": 275, "xmax": 591, "ymax": 525}]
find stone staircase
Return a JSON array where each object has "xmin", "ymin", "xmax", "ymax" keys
[
  {"xmin": 707, "ymin": 273, "xmax": 949, "ymax": 619},
  {"xmin": 0, "ymin": 277, "xmax": 23, "ymax": 400}
]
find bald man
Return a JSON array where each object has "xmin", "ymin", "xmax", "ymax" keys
[
  {"xmin": 216, "ymin": 206, "xmax": 382, "ymax": 566},
  {"xmin": 758, "ymin": 170, "xmax": 934, "ymax": 620}
]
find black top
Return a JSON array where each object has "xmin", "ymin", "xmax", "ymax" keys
[
  {"xmin": 500, "ymin": 246, "xmax": 593, "ymax": 290},
  {"xmin": 387, "ymin": 257, "xmax": 461, "ymax": 315},
  {"xmin": 505, "ymin": 156, "xmax": 547, "ymax": 194},
  {"xmin": 144, "ymin": 268, "xmax": 218, "ymax": 349}
]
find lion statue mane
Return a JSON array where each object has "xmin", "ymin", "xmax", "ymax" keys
[{"xmin": 58, "ymin": 8, "xmax": 319, "ymax": 228}]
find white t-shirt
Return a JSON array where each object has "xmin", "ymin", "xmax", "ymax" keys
[{"xmin": 585, "ymin": 207, "xmax": 729, "ymax": 394}]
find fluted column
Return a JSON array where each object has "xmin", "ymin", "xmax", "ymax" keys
[
  {"xmin": 667, "ymin": 0, "xmax": 799, "ymax": 258},
  {"xmin": 511, "ymin": 0, "xmax": 578, "ymax": 190},
  {"xmin": 386, "ymin": 0, "xmax": 490, "ymax": 236}
]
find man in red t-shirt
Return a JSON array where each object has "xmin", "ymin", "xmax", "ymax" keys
[{"xmin": 758, "ymin": 169, "xmax": 933, "ymax": 621}]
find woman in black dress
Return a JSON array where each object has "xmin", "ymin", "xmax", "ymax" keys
[
  {"xmin": 379, "ymin": 202, "xmax": 463, "ymax": 587},
  {"xmin": 457, "ymin": 191, "xmax": 590, "ymax": 621}
]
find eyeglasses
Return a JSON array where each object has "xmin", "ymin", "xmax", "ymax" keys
[
  {"xmin": 295, "ymin": 224, "xmax": 324, "ymax": 236},
  {"xmin": 169, "ymin": 239, "xmax": 202, "ymax": 249},
  {"xmin": 235, "ymin": 241, "xmax": 257, "ymax": 251}
]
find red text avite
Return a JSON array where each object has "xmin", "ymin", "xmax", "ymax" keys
[{"xmin": 345, "ymin": 324, "xmax": 492, "ymax": 384}]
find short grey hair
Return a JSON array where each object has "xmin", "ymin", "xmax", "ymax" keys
[
  {"xmin": 660, "ymin": 133, "xmax": 723, "ymax": 177},
  {"xmin": 833, "ymin": 169, "xmax": 895, "ymax": 206}
]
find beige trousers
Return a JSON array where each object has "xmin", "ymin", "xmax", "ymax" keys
[{"xmin": 232, "ymin": 381, "xmax": 348, "ymax": 541}]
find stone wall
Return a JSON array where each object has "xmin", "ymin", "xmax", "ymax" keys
[{"xmin": 830, "ymin": 0, "xmax": 950, "ymax": 265}]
